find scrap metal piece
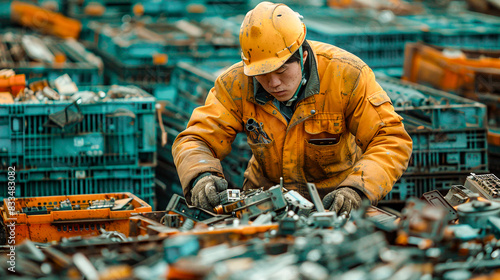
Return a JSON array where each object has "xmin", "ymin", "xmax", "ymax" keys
[
  {"xmin": 306, "ymin": 183, "xmax": 325, "ymax": 213},
  {"xmin": 88, "ymin": 198, "xmax": 116, "ymax": 210},
  {"xmin": 464, "ymin": 173, "xmax": 500, "ymax": 200},
  {"xmin": 457, "ymin": 195, "xmax": 500, "ymax": 228},
  {"xmin": 54, "ymin": 74, "xmax": 78, "ymax": 95},
  {"xmin": 308, "ymin": 212, "xmax": 337, "ymax": 228},
  {"xmin": 21, "ymin": 35, "xmax": 54, "ymax": 63},
  {"xmin": 166, "ymin": 194, "xmax": 228, "ymax": 223},
  {"xmin": 232, "ymin": 185, "xmax": 287, "ymax": 219},
  {"xmin": 445, "ymin": 185, "xmax": 476, "ymax": 206},
  {"xmin": 70, "ymin": 90, "xmax": 99, "ymax": 104},
  {"xmin": 42, "ymin": 86, "xmax": 60, "ymax": 100},
  {"xmin": 398, "ymin": 198, "xmax": 449, "ymax": 247},
  {"xmin": 164, "ymin": 235, "xmax": 200, "ymax": 264},
  {"xmin": 73, "ymin": 253, "xmax": 99, "ymax": 280},
  {"xmin": 285, "ymin": 190, "xmax": 314, "ymax": 217},
  {"xmin": 422, "ymin": 190, "xmax": 458, "ymax": 222},
  {"xmin": 218, "ymin": 189, "xmax": 241, "ymax": 205},
  {"xmin": 42, "ymin": 247, "xmax": 71, "ymax": 269}
]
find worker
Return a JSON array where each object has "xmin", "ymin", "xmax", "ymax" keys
[{"xmin": 172, "ymin": 1, "xmax": 412, "ymax": 215}]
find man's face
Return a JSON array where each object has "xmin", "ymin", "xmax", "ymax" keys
[{"xmin": 254, "ymin": 51, "xmax": 308, "ymax": 102}]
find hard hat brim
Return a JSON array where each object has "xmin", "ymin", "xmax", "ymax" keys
[{"xmin": 243, "ymin": 55, "xmax": 291, "ymax": 77}]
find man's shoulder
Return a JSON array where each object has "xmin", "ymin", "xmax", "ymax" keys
[
  {"xmin": 218, "ymin": 61, "xmax": 246, "ymax": 80},
  {"xmin": 214, "ymin": 61, "xmax": 252, "ymax": 99},
  {"xmin": 309, "ymin": 40, "xmax": 367, "ymax": 71}
]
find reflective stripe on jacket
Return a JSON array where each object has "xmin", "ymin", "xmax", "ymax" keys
[{"xmin": 173, "ymin": 40, "xmax": 413, "ymax": 204}]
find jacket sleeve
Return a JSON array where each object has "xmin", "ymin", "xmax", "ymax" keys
[
  {"xmin": 338, "ymin": 66, "xmax": 413, "ymax": 204},
  {"xmin": 172, "ymin": 76, "xmax": 244, "ymax": 203}
]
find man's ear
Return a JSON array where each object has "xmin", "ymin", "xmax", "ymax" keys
[{"xmin": 303, "ymin": 50, "xmax": 308, "ymax": 63}]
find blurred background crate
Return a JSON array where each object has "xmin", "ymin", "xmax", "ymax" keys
[
  {"xmin": 385, "ymin": 173, "xmax": 470, "ymax": 202},
  {"xmin": 402, "ymin": 10, "xmax": 500, "ymax": 50},
  {"xmin": 302, "ymin": 8, "xmax": 426, "ymax": 69},
  {"xmin": 0, "ymin": 85, "xmax": 156, "ymax": 170},
  {"xmin": 66, "ymin": 0, "xmax": 133, "ymax": 21},
  {"xmin": 131, "ymin": 0, "xmax": 250, "ymax": 18},
  {"xmin": 0, "ymin": 32, "xmax": 103, "ymax": 85},
  {"xmin": 84, "ymin": 19, "xmax": 240, "ymax": 99},
  {"xmin": 379, "ymin": 76, "xmax": 488, "ymax": 176},
  {"xmin": 376, "ymin": 76, "xmax": 489, "ymax": 202}
]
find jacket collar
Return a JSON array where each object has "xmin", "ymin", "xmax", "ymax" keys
[{"xmin": 251, "ymin": 40, "xmax": 320, "ymax": 106}]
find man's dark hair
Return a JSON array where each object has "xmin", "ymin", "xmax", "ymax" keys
[{"xmin": 285, "ymin": 41, "xmax": 309, "ymax": 64}]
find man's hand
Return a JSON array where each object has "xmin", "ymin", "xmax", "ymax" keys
[
  {"xmin": 190, "ymin": 175, "xmax": 228, "ymax": 211},
  {"xmin": 322, "ymin": 187, "xmax": 362, "ymax": 215}
]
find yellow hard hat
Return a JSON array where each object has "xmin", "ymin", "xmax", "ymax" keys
[{"xmin": 239, "ymin": 2, "xmax": 306, "ymax": 76}]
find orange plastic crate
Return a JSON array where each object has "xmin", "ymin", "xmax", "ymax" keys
[
  {"xmin": 403, "ymin": 42, "xmax": 500, "ymax": 95},
  {"xmin": 10, "ymin": 1, "xmax": 82, "ymax": 39},
  {"xmin": 1, "ymin": 193, "xmax": 152, "ymax": 244}
]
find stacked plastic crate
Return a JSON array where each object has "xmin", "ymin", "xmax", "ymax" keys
[
  {"xmin": 66, "ymin": 0, "xmax": 133, "ymax": 22},
  {"xmin": 400, "ymin": 9, "xmax": 500, "ymax": 175},
  {"xmin": 301, "ymin": 8, "xmax": 426, "ymax": 70},
  {"xmin": 0, "ymin": 85, "xmax": 157, "ymax": 207},
  {"xmin": 0, "ymin": 32, "xmax": 103, "ymax": 86},
  {"xmin": 130, "ymin": 0, "xmax": 249, "ymax": 18},
  {"xmin": 377, "ymin": 75, "xmax": 489, "ymax": 201},
  {"xmin": 402, "ymin": 10, "xmax": 500, "ymax": 50},
  {"xmin": 0, "ymin": 0, "xmax": 65, "ymax": 27},
  {"xmin": 85, "ymin": 18, "xmax": 240, "ymax": 100}
]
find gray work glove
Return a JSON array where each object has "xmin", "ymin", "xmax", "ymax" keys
[
  {"xmin": 322, "ymin": 187, "xmax": 362, "ymax": 215},
  {"xmin": 190, "ymin": 174, "xmax": 228, "ymax": 212}
]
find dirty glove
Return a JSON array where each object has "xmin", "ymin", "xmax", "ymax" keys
[
  {"xmin": 190, "ymin": 174, "xmax": 228, "ymax": 212},
  {"xmin": 322, "ymin": 187, "xmax": 362, "ymax": 215}
]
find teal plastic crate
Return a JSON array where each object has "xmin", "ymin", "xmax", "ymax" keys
[
  {"xmin": 172, "ymin": 60, "xmax": 237, "ymax": 111},
  {"xmin": 384, "ymin": 173, "xmax": 470, "ymax": 202},
  {"xmin": 404, "ymin": 11, "xmax": 500, "ymax": 49},
  {"xmin": 407, "ymin": 129, "xmax": 488, "ymax": 174},
  {"xmin": 0, "ymin": 1, "xmax": 11, "ymax": 25},
  {"xmin": 67, "ymin": 0, "xmax": 132, "ymax": 21},
  {"xmin": 379, "ymin": 76, "xmax": 487, "ymax": 130},
  {"xmin": 379, "ymin": 76, "xmax": 488, "ymax": 175},
  {"xmin": 0, "ymin": 165, "xmax": 156, "ymax": 207},
  {"xmin": 301, "ymin": 9, "xmax": 426, "ymax": 68},
  {"xmin": 0, "ymin": 85, "xmax": 156, "ymax": 170},
  {"xmin": 90, "ymin": 20, "xmax": 240, "ymax": 66},
  {"xmin": 0, "ymin": 33, "xmax": 103, "ymax": 86},
  {"xmin": 132, "ymin": 0, "xmax": 249, "ymax": 17}
]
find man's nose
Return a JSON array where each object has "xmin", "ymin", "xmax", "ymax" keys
[{"xmin": 267, "ymin": 73, "xmax": 281, "ymax": 88}]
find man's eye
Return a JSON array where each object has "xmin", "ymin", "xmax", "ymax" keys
[{"xmin": 277, "ymin": 69, "xmax": 286, "ymax": 74}]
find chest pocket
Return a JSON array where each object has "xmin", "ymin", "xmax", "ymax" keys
[
  {"xmin": 304, "ymin": 112, "xmax": 344, "ymax": 139},
  {"xmin": 303, "ymin": 113, "xmax": 355, "ymax": 180}
]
